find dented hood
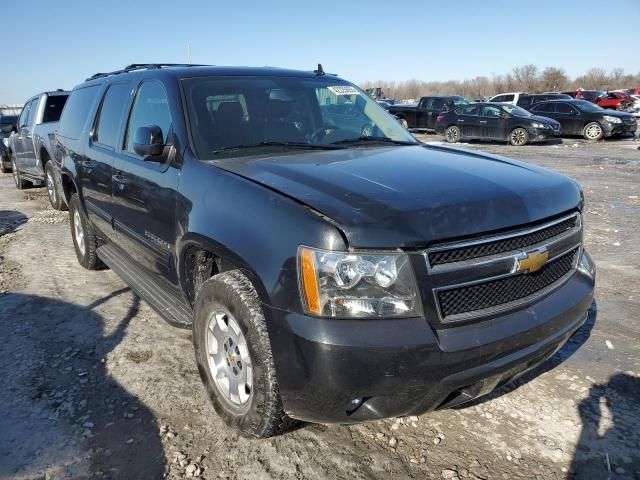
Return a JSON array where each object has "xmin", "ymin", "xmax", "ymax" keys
[{"xmin": 214, "ymin": 145, "xmax": 581, "ymax": 248}]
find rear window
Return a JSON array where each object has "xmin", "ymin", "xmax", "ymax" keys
[
  {"xmin": 58, "ymin": 85, "xmax": 101, "ymax": 139},
  {"xmin": 42, "ymin": 95, "xmax": 69, "ymax": 123}
]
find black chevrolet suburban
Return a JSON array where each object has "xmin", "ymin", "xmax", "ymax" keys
[{"xmin": 56, "ymin": 64, "xmax": 595, "ymax": 438}]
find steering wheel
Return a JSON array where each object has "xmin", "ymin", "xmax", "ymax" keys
[{"xmin": 310, "ymin": 126, "xmax": 340, "ymax": 143}]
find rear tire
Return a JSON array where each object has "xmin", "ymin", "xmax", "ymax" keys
[
  {"xmin": 69, "ymin": 193, "xmax": 105, "ymax": 270},
  {"xmin": 192, "ymin": 270, "xmax": 295, "ymax": 438},
  {"xmin": 45, "ymin": 162, "xmax": 67, "ymax": 211},
  {"xmin": 583, "ymin": 122, "xmax": 604, "ymax": 141},
  {"xmin": 11, "ymin": 154, "xmax": 29, "ymax": 189},
  {"xmin": 509, "ymin": 127, "xmax": 529, "ymax": 146},
  {"xmin": 445, "ymin": 125, "xmax": 461, "ymax": 143}
]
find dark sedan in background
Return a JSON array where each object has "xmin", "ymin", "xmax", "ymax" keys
[
  {"xmin": 1, "ymin": 114, "xmax": 18, "ymax": 173},
  {"xmin": 530, "ymin": 99, "xmax": 637, "ymax": 140},
  {"xmin": 435, "ymin": 103, "xmax": 560, "ymax": 145}
]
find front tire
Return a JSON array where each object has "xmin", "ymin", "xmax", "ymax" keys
[
  {"xmin": 509, "ymin": 127, "xmax": 529, "ymax": 146},
  {"xmin": 445, "ymin": 125, "xmax": 461, "ymax": 143},
  {"xmin": 69, "ymin": 193, "xmax": 105, "ymax": 270},
  {"xmin": 11, "ymin": 154, "xmax": 29, "ymax": 189},
  {"xmin": 45, "ymin": 162, "xmax": 67, "ymax": 211},
  {"xmin": 193, "ymin": 270, "xmax": 294, "ymax": 438},
  {"xmin": 583, "ymin": 122, "xmax": 603, "ymax": 141}
]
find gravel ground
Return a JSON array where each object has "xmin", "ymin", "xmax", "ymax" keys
[{"xmin": 0, "ymin": 134, "xmax": 639, "ymax": 480}]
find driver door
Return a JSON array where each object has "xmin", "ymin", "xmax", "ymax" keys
[{"xmin": 480, "ymin": 105, "xmax": 505, "ymax": 139}]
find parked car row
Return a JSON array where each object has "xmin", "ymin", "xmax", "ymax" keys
[{"xmin": 1, "ymin": 63, "xmax": 595, "ymax": 438}]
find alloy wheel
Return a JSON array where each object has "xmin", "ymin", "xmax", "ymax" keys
[
  {"xmin": 511, "ymin": 129, "xmax": 527, "ymax": 146},
  {"xmin": 585, "ymin": 123, "xmax": 602, "ymax": 140},
  {"xmin": 446, "ymin": 126, "xmax": 460, "ymax": 143},
  {"xmin": 206, "ymin": 308, "xmax": 253, "ymax": 407},
  {"xmin": 46, "ymin": 171, "xmax": 56, "ymax": 204},
  {"xmin": 73, "ymin": 210, "xmax": 85, "ymax": 256}
]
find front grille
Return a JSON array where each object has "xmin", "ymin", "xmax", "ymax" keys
[
  {"xmin": 428, "ymin": 215, "xmax": 578, "ymax": 267},
  {"xmin": 437, "ymin": 247, "xmax": 578, "ymax": 319}
]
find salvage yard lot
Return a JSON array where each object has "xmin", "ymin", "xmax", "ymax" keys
[{"xmin": 1, "ymin": 135, "xmax": 639, "ymax": 480}]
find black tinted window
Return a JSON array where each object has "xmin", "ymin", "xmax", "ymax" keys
[
  {"xmin": 42, "ymin": 95, "xmax": 69, "ymax": 123},
  {"xmin": 124, "ymin": 82, "xmax": 171, "ymax": 154},
  {"xmin": 517, "ymin": 96, "xmax": 532, "ymax": 107},
  {"xmin": 460, "ymin": 105, "xmax": 480, "ymax": 115},
  {"xmin": 556, "ymin": 103, "xmax": 578, "ymax": 114},
  {"xmin": 94, "ymin": 83, "xmax": 131, "ymax": 149},
  {"xmin": 58, "ymin": 85, "xmax": 101, "ymax": 139},
  {"xmin": 429, "ymin": 98, "xmax": 445, "ymax": 111},
  {"xmin": 532, "ymin": 103, "xmax": 555, "ymax": 114}
]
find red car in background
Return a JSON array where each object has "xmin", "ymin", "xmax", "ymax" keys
[{"xmin": 563, "ymin": 89, "xmax": 634, "ymax": 111}]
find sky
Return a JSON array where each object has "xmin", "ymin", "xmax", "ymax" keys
[{"xmin": 2, "ymin": 0, "xmax": 639, "ymax": 104}]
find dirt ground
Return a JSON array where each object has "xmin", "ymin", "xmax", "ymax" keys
[{"xmin": 1, "ymin": 134, "xmax": 639, "ymax": 480}]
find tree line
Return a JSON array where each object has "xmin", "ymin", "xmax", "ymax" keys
[{"xmin": 359, "ymin": 66, "xmax": 640, "ymax": 100}]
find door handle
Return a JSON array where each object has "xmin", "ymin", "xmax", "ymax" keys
[
  {"xmin": 479, "ymin": 120, "xmax": 487, "ymax": 124},
  {"xmin": 81, "ymin": 160, "xmax": 94, "ymax": 168},
  {"xmin": 112, "ymin": 173, "xmax": 126, "ymax": 185},
  {"xmin": 458, "ymin": 120, "xmax": 464, "ymax": 122}
]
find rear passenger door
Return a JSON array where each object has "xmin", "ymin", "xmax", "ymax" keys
[
  {"xmin": 112, "ymin": 80, "xmax": 180, "ymax": 282},
  {"xmin": 480, "ymin": 105, "xmax": 505, "ymax": 139},
  {"xmin": 457, "ymin": 104, "xmax": 481, "ymax": 137},
  {"xmin": 82, "ymin": 82, "xmax": 132, "ymax": 239},
  {"xmin": 555, "ymin": 103, "xmax": 581, "ymax": 135}
]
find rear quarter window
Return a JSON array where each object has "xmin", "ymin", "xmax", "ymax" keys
[
  {"xmin": 42, "ymin": 95, "xmax": 69, "ymax": 123},
  {"xmin": 57, "ymin": 85, "xmax": 101, "ymax": 140}
]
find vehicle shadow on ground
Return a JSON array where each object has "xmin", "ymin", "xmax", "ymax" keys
[
  {"xmin": 455, "ymin": 299, "xmax": 598, "ymax": 408},
  {"xmin": 569, "ymin": 373, "xmax": 640, "ymax": 479},
  {"xmin": 0, "ymin": 210, "xmax": 28, "ymax": 236},
  {"xmin": 0, "ymin": 291, "xmax": 165, "ymax": 479}
]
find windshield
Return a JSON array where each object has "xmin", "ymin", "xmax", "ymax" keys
[
  {"xmin": 574, "ymin": 100, "xmax": 604, "ymax": 112},
  {"xmin": 182, "ymin": 76, "xmax": 417, "ymax": 159},
  {"xmin": 451, "ymin": 96, "xmax": 470, "ymax": 106},
  {"xmin": 502, "ymin": 105, "xmax": 532, "ymax": 117}
]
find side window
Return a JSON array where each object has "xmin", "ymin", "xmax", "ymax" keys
[
  {"xmin": 429, "ymin": 98, "xmax": 445, "ymax": 112},
  {"xmin": 492, "ymin": 95, "xmax": 504, "ymax": 103},
  {"xmin": 26, "ymin": 98, "xmax": 39, "ymax": 126},
  {"xmin": 482, "ymin": 105, "xmax": 502, "ymax": 118},
  {"xmin": 533, "ymin": 103, "xmax": 555, "ymax": 114},
  {"xmin": 18, "ymin": 103, "xmax": 30, "ymax": 128},
  {"xmin": 557, "ymin": 103, "xmax": 578, "ymax": 115},
  {"xmin": 42, "ymin": 95, "xmax": 69, "ymax": 123},
  {"xmin": 57, "ymin": 85, "xmax": 101, "ymax": 140},
  {"xmin": 124, "ymin": 82, "xmax": 172, "ymax": 154},
  {"xmin": 461, "ymin": 105, "xmax": 480, "ymax": 116},
  {"xmin": 503, "ymin": 95, "xmax": 515, "ymax": 102},
  {"xmin": 93, "ymin": 83, "xmax": 131, "ymax": 149},
  {"xmin": 518, "ymin": 96, "xmax": 532, "ymax": 107}
]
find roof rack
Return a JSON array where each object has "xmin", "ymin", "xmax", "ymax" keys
[{"xmin": 85, "ymin": 63, "xmax": 209, "ymax": 81}]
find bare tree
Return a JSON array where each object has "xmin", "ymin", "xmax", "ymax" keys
[
  {"xmin": 512, "ymin": 65, "xmax": 539, "ymax": 91},
  {"xmin": 540, "ymin": 67, "xmax": 569, "ymax": 92}
]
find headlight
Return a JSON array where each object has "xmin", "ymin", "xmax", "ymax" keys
[
  {"xmin": 298, "ymin": 247, "xmax": 421, "ymax": 318},
  {"xmin": 531, "ymin": 122, "xmax": 547, "ymax": 129},
  {"xmin": 603, "ymin": 115, "xmax": 621, "ymax": 124}
]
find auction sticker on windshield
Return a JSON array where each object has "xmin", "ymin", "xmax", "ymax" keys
[{"xmin": 328, "ymin": 86, "xmax": 360, "ymax": 96}]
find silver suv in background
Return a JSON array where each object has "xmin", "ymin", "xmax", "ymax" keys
[{"xmin": 9, "ymin": 90, "xmax": 69, "ymax": 209}]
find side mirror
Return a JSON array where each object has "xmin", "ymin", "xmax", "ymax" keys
[
  {"xmin": 133, "ymin": 125, "xmax": 164, "ymax": 158},
  {"xmin": 500, "ymin": 112, "xmax": 509, "ymax": 119}
]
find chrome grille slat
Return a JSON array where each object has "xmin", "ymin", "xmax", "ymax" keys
[{"xmin": 423, "ymin": 213, "xmax": 582, "ymax": 323}]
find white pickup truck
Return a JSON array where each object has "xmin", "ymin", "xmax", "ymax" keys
[{"xmin": 9, "ymin": 90, "xmax": 69, "ymax": 209}]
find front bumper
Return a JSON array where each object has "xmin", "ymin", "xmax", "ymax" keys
[
  {"xmin": 266, "ymin": 251, "xmax": 595, "ymax": 424},
  {"xmin": 527, "ymin": 125, "xmax": 561, "ymax": 142},
  {"xmin": 603, "ymin": 121, "xmax": 637, "ymax": 136}
]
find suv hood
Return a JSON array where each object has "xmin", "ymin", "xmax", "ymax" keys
[{"xmin": 214, "ymin": 145, "xmax": 581, "ymax": 248}]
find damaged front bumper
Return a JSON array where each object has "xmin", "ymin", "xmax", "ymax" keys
[{"xmin": 266, "ymin": 251, "xmax": 595, "ymax": 424}]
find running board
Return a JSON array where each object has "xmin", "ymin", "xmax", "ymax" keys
[{"xmin": 97, "ymin": 242, "xmax": 193, "ymax": 329}]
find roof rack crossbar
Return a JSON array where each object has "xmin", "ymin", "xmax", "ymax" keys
[{"xmin": 86, "ymin": 63, "xmax": 208, "ymax": 82}]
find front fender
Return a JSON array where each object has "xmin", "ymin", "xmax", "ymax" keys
[{"xmin": 175, "ymin": 153, "xmax": 347, "ymax": 314}]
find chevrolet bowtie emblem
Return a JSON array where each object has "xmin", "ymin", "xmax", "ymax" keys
[{"xmin": 516, "ymin": 249, "xmax": 549, "ymax": 273}]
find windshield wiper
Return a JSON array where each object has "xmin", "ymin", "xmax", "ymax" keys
[
  {"xmin": 212, "ymin": 141, "xmax": 343, "ymax": 155},
  {"xmin": 330, "ymin": 136, "xmax": 417, "ymax": 146}
]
